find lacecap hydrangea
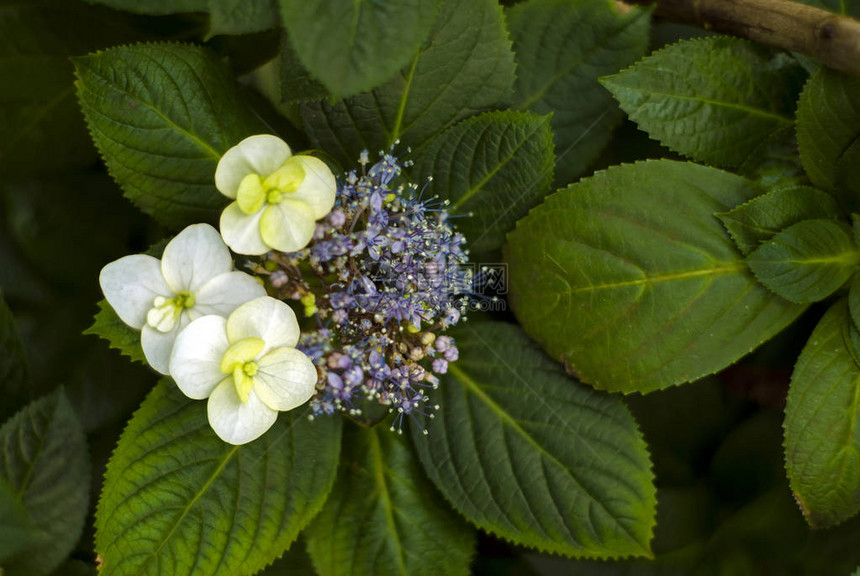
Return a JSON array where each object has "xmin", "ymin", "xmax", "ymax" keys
[{"xmin": 98, "ymin": 134, "xmax": 472, "ymax": 443}]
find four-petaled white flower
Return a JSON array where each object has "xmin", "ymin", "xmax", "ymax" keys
[
  {"xmin": 169, "ymin": 296, "xmax": 318, "ymax": 445},
  {"xmin": 215, "ymin": 134, "xmax": 337, "ymax": 255},
  {"xmin": 99, "ymin": 224, "xmax": 266, "ymax": 374}
]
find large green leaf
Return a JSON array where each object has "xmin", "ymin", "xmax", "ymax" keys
[
  {"xmin": 74, "ymin": 43, "xmax": 265, "ymax": 229},
  {"xmin": 505, "ymin": 160, "xmax": 806, "ymax": 393},
  {"xmin": 411, "ymin": 321, "xmax": 657, "ymax": 558},
  {"xmin": 717, "ymin": 186, "xmax": 842, "ymax": 255},
  {"xmin": 508, "ymin": 0, "xmax": 650, "ymax": 185},
  {"xmin": 305, "ymin": 426, "xmax": 475, "ymax": 576},
  {"xmin": 300, "ymin": 0, "xmax": 515, "ymax": 167},
  {"xmin": 0, "ymin": 0, "xmax": 148, "ymax": 175},
  {"xmin": 601, "ymin": 37, "xmax": 805, "ymax": 167},
  {"xmin": 0, "ymin": 290, "xmax": 29, "ymax": 422},
  {"xmin": 785, "ymin": 299, "xmax": 860, "ymax": 528},
  {"xmin": 413, "ymin": 110, "xmax": 554, "ymax": 253},
  {"xmin": 95, "ymin": 381, "xmax": 341, "ymax": 576},
  {"xmin": 747, "ymin": 219, "xmax": 858, "ymax": 303},
  {"xmin": 796, "ymin": 68, "xmax": 860, "ymax": 212},
  {"xmin": 279, "ymin": 0, "xmax": 439, "ymax": 99},
  {"xmin": 0, "ymin": 390, "xmax": 90, "ymax": 576}
]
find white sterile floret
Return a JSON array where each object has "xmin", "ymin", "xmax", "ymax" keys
[
  {"xmin": 169, "ymin": 296, "xmax": 318, "ymax": 445},
  {"xmin": 215, "ymin": 134, "xmax": 337, "ymax": 255},
  {"xmin": 99, "ymin": 224, "xmax": 266, "ymax": 374}
]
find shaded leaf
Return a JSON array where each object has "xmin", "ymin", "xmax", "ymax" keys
[
  {"xmin": 716, "ymin": 186, "xmax": 842, "ymax": 255},
  {"xmin": 208, "ymin": 0, "xmax": 279, "ymax": 37},
  {"xmin": 412, "ymin": 321, "xmax": 657, "ymax": 558},
  {"xmin": 85, "ymin": 0, "xmax": 208, "ymax": 14},
  {"xmin": 0, "ymin": 390, "xmax": 90, "ymax": 576},
  {"xmin": 413, "ymin": 110, "xmax": 554, "ymax": 252},
  {"xmin": 784, "ymin": 299, "xmax": 860, "ymax": 528},
  {"xmin": 0, "ymin": 290, "xmax": 29, "ymax": 422},
  {"xmin": 95, "ymin": 381, "xmax": 341, "ymax": 576},
  {"xmin": 747, "ymin": 219, "xmax": 858, "ymax": 303},
  {"xmin": 278, "ymin": 30, "xmax": 328, "ymax": 103},
  {"xmin": 0, "ymin": 477, "xmax": 40, "ymax": 564},
  {"xmin": 737, "ymin": 127, "xmax": 807, "ymax": 189},
  {"xmin": 74, "ymin": 42, "xmax": 265, "ymax": 229},
  {"xmin": 601, "ymin": 37, "xmax": 804, "ymax": 167},
  {"xmin": 300, "ymin": 0, "xmax": 515, "ymax": 166},
  {"xmin": 0, "ymin": 1, "xmax": 149, "ymax": 175},
  {"xmin": 279, "ymin": 0, "xmax": 439, "ymax": 99},
  {"xmin": 796, "ymin": 68, "xmax": 860, "ymax": 212},
  {"xmin": 508, "ymin": 0, "xmax": 651, "ymax": 185},
  {"xmin": 505, "ymin": 160, "xmax": 805, "ymax": 393},
  {"xmin": 305, "ymin": 426, "xmax": 475, "ymax": 576}
]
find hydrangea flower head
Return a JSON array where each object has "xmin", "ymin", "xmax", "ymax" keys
[
  {"xmin": 257, "ymin": 149, "xmax": 473, "ymax": 432},
  {"xmin": 169, "ymin": 296, "xmax": 318, "ymax": 444},
  {"xmin": 215, "ymin": 134, "xmax": 337, "ymax": 255},
  {"xmin": 99, "ymin": 224, "xmax": 266, "ymax": 374}
]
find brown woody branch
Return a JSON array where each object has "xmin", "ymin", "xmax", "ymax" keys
[{"xmin": 624, "ymin": 0, "xmax": 860, "ymax": 77}]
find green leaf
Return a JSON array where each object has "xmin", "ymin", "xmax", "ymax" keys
[
  {"xmin": 413, "ymin": 110, "xmax": 554, "ymax": 253},
  {"xmin": 411, "ymin": 321, "xmax": 657, "ymax": 558},
  {"xmin": 0, "ymin": 477, "xmax": 40, "ymax": 564},
  {"xmin": 796, "ymin": 68, "xmax": 860, "ymax": 212},
  {"xmin": 0, "ymin": 390, "xmax": 90, "ymax": 576},
  {"xmin": 505, "ymin": 160, "xmax": 806, "ymax": 393},
  {"xmin": 784, "ymin": 299, "xmax": 860, "ymax": 528},
  {"xmin": 84, "ymin": 300, "xmax": 146, "ymax": 365},
  {"xmin": 74, "ymin": 43, "xmax": 265, "ymax": 229},
  {"xmin": 279, "ymin": 0, "xmax": 440, "ymax": 99},
  {"xmin": 95, "ymin": 381, "xmax": 341, "ymax": 576},
  {"xmin": 305, "ymin": 426, "xmax": 475, "ymax": 576},
  {"xmin": 0, "ymin": 290, "xmax": 29, "ymax": 422},
  {"xmin": 508, "ymin": 0, "xmax": 650, "ymax": 185},
  {"xmin": 716, "ymin": 186, "xmax": 842, "ymax": 255},
  {"xmin": 300, "ymin": 0, "xmax": 515, "ymax": 166},
  {"xmin": 747, "ymin": 219, "xmax": 858, "ymax": 303},
  {"xmin": 601, "ymin": 37, "xmax": 805, "ymax": 167}
]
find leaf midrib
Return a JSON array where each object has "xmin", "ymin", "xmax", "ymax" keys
[
  {"xmin": 562, "ymin": 262, "xmax": 746, "ymax": 295},
  {"xmin": 368, "ymin": 430, "xmax": 408, "ymax": 576},
  {"xmin": 451, "ymin": 120, "xmax": 543, "ymax": 211},
  {"xmin": 611, "ymin": 81, "xmax": 793, "ymax": 124},
  {"xmin": 449, "ymin": 363, "xmax": 650, "ymax": 554},
  {"xmin": 132, "ymin": 445, "xmax": 240, "ymax": 574},
  {"xmin": 76, "ymin": 58, "xmax": 222, "ymax": 160}
]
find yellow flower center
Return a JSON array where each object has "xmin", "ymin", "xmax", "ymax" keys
[
  {"xmin": 236, "ymin": 157, "xmax": 306, "ymax": 215},
  {"xmin": 146, "ymin": 290, "xmax": 196, "ymax": 333},
  {"xmin": 220, "ymin": 337, "xmax": 266, "ymax": 403}
]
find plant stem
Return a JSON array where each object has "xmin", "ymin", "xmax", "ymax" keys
[{"xmin": 624, "ymin": 0, "xmax": 860, "ymax": 77}]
